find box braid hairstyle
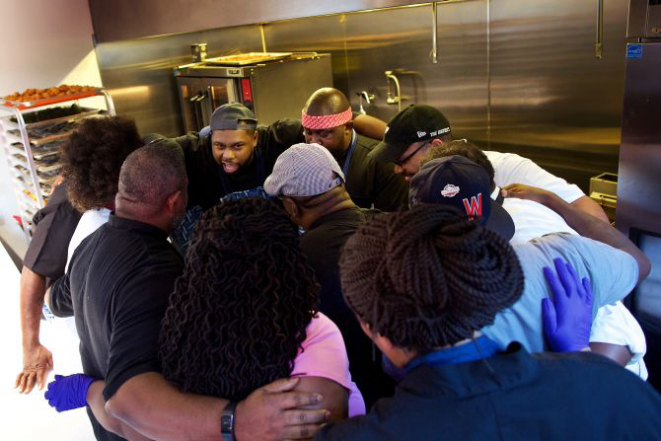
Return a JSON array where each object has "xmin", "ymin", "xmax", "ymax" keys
[
  {"xmin": 340, "ymin": 203, "xmax": 524, "ymax": 352},
  {"xmin": 159, "ymin": 198, "xmax": 320, "ymax": 401}
]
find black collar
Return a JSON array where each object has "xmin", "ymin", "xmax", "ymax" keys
[
  {"xmin": 398, "ymin": 343, "xmax": 539, "ymax": 398},
  {"xmin": 108, "ymin": 214, "xmax": 169, "ymax": 240}
]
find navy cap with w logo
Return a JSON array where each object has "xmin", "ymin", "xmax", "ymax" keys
[{"xmin": 409, "ymin": 155, "xmax": 515, "ymax": 240}]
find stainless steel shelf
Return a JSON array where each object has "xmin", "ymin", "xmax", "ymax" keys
[{"xmin": 0, "ymin": 89, "xmax": 116, "ymax": 238}]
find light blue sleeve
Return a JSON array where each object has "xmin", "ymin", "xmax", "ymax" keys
[
  {"xmin": 525, "ymin": 233, "xmax": 639, "ymax": 312},
  {"xmin": 482, "ymin": 233, "xmax": 638, "ymax": 353}
]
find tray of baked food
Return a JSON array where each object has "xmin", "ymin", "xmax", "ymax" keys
[
  {"xmin": 1, "ymin": 85, "xmax": 103, "ymax": 110},
  {"xmin": 205, "ymin": 52, "xmax": 293, "ymax": 66}
]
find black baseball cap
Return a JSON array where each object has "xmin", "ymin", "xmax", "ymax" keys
[
  {"xmin": 210, "ymin": 103, "xmax": 257, "ymax": 131},
  {"xmin": 369, "ymin": 104, "xmax": 451, "ymax": 164},
  {"xmin": 409, "ymin": 155, "xmax": 515, "ymax": 240}
]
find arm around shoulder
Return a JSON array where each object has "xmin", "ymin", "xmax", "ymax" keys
[
  {"xmin": 105, "ymin": 372, "xmax": 228, "ymax": 441},
  {"xmin": 570, "ymin": 195, "xmax": 610, "ymax": 223},
  {"xmin": 502, "ymin": 184, "xmax": 651, "ymax": 283},
  {"xmin": 353, "ymin": 114, "xmax": 387, "ymax": 141}
]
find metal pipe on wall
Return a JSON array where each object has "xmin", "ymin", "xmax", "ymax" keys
[
  {"xmin": 431, "ymin": 2, "xmax": 439, "ymax": 64},
  {"xmin": 596, "ymin": 0, "xmax": 605, "ymax": 59}
]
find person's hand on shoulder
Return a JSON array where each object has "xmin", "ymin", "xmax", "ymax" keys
[
  {"xmin": 234, "ymin": 377, "xmax": 330, "ymax": 440},
  {"xmin": 501, "ymin": 183, "xmax": 554, "ymax": 205},
  {"xmin": 542, "ymin": 258, "xmax": 594, "ymax": 352}
]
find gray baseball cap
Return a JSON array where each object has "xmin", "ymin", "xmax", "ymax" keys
[
  {"xmin": 264, "ymin": 143, "xmax": 345, "ymax": 197},
  {"xmin": 209, "ymin": 103, "xmax": 257, "ymax": 131}
]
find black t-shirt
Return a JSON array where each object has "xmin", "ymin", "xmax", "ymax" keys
[
  {"xmin": 299, "ymin": 206, "xmax": 395, "ymax": 408},
  {"xmin": 336, "ymin": 133, "xmax": 409, "ymax": 212},
  {"xmin": 49, "ymin": 215, "xmax": 183, "ymax": 441},
  {"xmin": 176, "ymin": 119, "xmax": 304, "ymax": 210},
  {"xmin": 23, "ymin": 182, "xmax": 81, "ymax": 282}
]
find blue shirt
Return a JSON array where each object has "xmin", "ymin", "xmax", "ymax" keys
[
  {"xmin": 405, "ymin": 336, "xmax": 501, "ymax": 372},
  {"xmin": 482, "ymin": 233, "xmax": 638, "ymax": 352}
]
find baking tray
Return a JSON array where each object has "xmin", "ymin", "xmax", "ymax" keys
[
  {"xmin": 205, "ymin": 52, "xmax": 293, "ymax": 66},
  {"xmin": 13, "ymin": 174, "xmax": 49, "ymax": 191},
  {"xmin": 6, "ymin": 129, "xmax": 72, "ymax": 147},
  {"xmin": 8, "ymin": 120, "xmax": 77, "ymax": 140},
  {"xmin": 10, "ymin": 140, "xmax": 63, "ymax": 160},
  {"xmin": 12, "ymin": 163, "xmax": 60, "ymax": 183},
  {"xmin": 0, "ymin": 88, "xmax": 105, "ymax": 110},
  {"xmin": 12, "ymin": 108, "xmax": 102, "ymax": 129}
]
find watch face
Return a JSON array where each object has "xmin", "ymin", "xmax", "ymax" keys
[{"xmin": 221, "ymin": 414, "xmax": 233, "ymax": 433}]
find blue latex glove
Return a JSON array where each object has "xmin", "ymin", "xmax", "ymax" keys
[
  {"xmin": 44, "ymin": 373, "xmax": 95, "ymax": 412},
  {"xmin": 542, "ymin": 258, "xmax": 594, "ymax": 352}
]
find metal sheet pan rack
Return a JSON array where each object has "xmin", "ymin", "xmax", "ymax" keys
[{"xmin": 0, "ymin": 89, "xmax": 116, "ymax": 238}]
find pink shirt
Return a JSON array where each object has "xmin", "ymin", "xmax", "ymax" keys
[{"xmin": 291, "ymin": 313, "xmax": 366, "ymax": 417}]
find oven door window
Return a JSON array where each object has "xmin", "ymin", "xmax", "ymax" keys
[{"xmin": 205, "ymin": 79, "xmax": 239, "ymax": 126}]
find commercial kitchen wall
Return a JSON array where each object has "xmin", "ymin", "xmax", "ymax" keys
[
  {"xmin": 94, "ymin": 0, "xmax": 628, "ymax": 195},
  {"xmin": 0, "ymin": 0, "xmax": 103, "ymax": 258}
]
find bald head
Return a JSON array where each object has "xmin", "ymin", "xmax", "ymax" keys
[
  {"xmin": 117, "ymin": 144, "xmax": 188, "ymax": 224},
  {"xmin": 302, "ymin": 88, "xmax": 353, "ymax": 157},
  {"xmin": 304, "ymin": 87, "xmax": 350, "ymax": 116}
]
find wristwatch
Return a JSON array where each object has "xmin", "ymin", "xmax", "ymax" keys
[{"xmin": 221, "ymin": 401, "xmax": 238, "ymax": 441}]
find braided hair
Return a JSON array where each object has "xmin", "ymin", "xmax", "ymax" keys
[
  {"xmin": 340, "ymin": 203, "xmax": 524, "ymax": 352},
  {"xmin": 159, "ymin": 198, "xmax": 320, "ymax": 401}
]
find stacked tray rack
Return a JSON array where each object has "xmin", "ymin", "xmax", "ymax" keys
[{"xmin": 0, "ymin": 89, "xmax": 116, "ymax": 238}]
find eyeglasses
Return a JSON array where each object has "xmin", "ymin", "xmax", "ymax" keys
[{"xmin": 393, "ymin": 141, "xmax": 431, "ymax": 167}]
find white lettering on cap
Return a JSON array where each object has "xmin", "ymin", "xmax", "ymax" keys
[
  {"xmin": 417, "ymin": 131, "xmax": 427, "ymax": 138},
  {"xmin": 441, "ymin": 183, "xmax": 460, "ymax": 198}
]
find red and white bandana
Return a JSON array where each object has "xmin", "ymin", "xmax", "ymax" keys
[{"xmin": 302, "ymin": 108, "xmax": 352, "ymax": 130}]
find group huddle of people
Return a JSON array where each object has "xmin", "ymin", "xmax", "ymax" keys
[{"xmin": 15, "ymin": 87, "xmax": 661, "ymax": 440}]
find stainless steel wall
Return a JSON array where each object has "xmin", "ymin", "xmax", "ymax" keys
[
  {"xmin": 487, "ymin": 0, "xmax": 628, "ymax": 189},
  {"xmin": 89, "ymin": 0, "xmax": 434, "ymax": 42},
  {"xmin": 96, "ymin": 26, "xmax": 263, "ymax": 136},
  {"xmin": 263, "ymin": 2, "xmax": 488, "ymax": 139},
  {"xmin": 95, "ymin": 0, "xmax": 629, "ymax": 191}
]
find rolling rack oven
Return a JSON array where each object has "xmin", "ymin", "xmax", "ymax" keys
[
  {"xmin": 0, "ymin": 89, "xmax": 115, "ymax": 238},
  {"xmin": 174, "ymin": 52, "xmax": 332, "ymax": 132}
]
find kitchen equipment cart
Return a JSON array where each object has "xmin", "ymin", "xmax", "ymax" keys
[{"xmin": 0, "ymin": 88, "xmax": 115, "ymax": 239}]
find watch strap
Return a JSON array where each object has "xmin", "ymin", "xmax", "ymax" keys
[{"xmin": 221, "ymin": 400, "xmax": 238, "ymax": 441}]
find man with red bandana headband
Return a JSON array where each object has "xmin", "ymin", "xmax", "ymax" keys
[
  {"xmin": 165, "ymin": 99, "xmax": 401, "ymax": 212},
  {"xmin": 302, "ymin": 88, "xmax": 408, "ymax": 211}
]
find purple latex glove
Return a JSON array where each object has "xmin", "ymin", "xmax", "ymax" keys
[
  {"xmin": 44, "ymin": 373, "xmax": 95, "ymax": 412},
  {"xmin": 542, "ymin": 258, "xmax": 594, "ymax": 352}
]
